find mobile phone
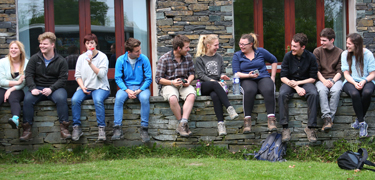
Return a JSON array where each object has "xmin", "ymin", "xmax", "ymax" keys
[{"xmin": 180, "ymin": 78, "xmax": 187, "ymax": 83}]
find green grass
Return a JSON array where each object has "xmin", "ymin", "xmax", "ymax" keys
[{"xmin": 0, "ymin": 158, "xmax": 371, "ymax": 180}]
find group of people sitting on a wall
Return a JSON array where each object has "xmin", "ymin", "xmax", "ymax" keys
[{"xmin": 0, "ymin": 28, "xmax": 373, "ymax": 143}]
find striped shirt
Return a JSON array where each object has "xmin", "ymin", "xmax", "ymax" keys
[{"xmin": 155, "ymin": 51, "xmax": 195, "ymax": 88}]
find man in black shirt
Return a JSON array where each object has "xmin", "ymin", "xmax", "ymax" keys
[{"xmin": 279, "ymin": 33, "xmax": 318, "ymax": 143}]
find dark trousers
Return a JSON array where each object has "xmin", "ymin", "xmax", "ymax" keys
[
  {"xmin": 343, "ymin": 82, "xmax": 375, "ymax": 122},
  {"xmin": 278, "ymin": 83, "xmax": 318, "ymax": 127},
  {"xmin": 0, "ymin": 88, "xmax": 24, "ymax": 116},
  {"xmin": 201, "ymin": 81, "xmax": 231, "ymax": 121},
  {"xmin": 23, "ymin": 87, "xmax": 69, "ymax": 125},
  {"xmin": 241, "ymin": 78, "xmax": 275, "ymax": 116}
]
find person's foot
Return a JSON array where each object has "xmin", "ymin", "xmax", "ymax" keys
[
  {"xmin": 227, "ymin": 106, "xmax": 239, "ymax": 120},
  {"xmin": 267, "ymin": 116, "xmax": 277, "ymax": 131},
  {"xmin": 281, "ymin": 128, "xmax": 291, "ymax": 142},
  {"xmin": 359, "ymin": 121, "xmax": 368, "ymax": 138},
  {"xmin": 217, "ymin": 122, "xmax": 227, "ymax": 136},
  {"xmin": 304, "ymin": 127, "xmax": 317, "ymax": 143},
  {"xmin": 185, "ymin": 123, "xmax": 192, "ymax": 136},
  {"xmin": 60, "ymin": 121, "xmax": 72, "ymax": 139},
  {"xmin": 351, "ymin": 119, "xmax": 360, "ymax": 129},
  {"xmin": 8, "ymin": 116, "xmax": 19, "ymax": 129},
  {"xmin": 98, "ymin": 126, "xmax": 106, "ymax": 141},
  {"xmin": 243, "ymin": 117, "xmax": 251, "ymax": 134},
  {"xmin": 140, "ymin": 126, "xmax": 150, "ymax": 142},
  {"xmin": 111, "ymin": 125, "xmax": 123, "ymax": 141},
  {"xmin": 176, "ymin": 121, "xmax": 189, "ymax": 137},
  {"xmin": 72, "ymin": 125, "xmax": 83, "ymax": 141},
  {"xmin": 322, "ymin": 117, "xmax": 333, "ymax": 132},
  {"xmin": 19, "ymin": 122, "xmax": 32, "ymax": 141}
]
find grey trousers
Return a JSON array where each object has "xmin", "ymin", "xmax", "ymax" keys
[{"xmin": 315, "ymin": 80, "xmax": 343, "ymax": 121}]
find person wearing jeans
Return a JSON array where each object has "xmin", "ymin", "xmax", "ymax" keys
[
  {"xmin": 112, "ymin": 38, "xmax": 152, "ymax": 142},
  {"xmin": 71, "ymin": 33, "xmax": 110, "ymax": 141},
  {"xmin": 23, "ymin": 32, "xmax": 70, "ymax": 141},
  {"xmin": 341, "ymin": 33, "xmax": 375, "ymax": 138}
]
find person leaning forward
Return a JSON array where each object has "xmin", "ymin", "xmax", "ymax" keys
[
  {"xmin": 21, "ymin": 32, "xmax": 70, "ymax": 141},
  {"xmin": 279, "ymin": 33, "xmax": 319, "ymax": 143},
  {"xmin": 155, "ymin": 35, "xmax": 196, "ymax": 137}
]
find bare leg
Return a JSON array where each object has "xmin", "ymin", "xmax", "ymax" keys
[
  {"xmin": 182, "ymin": 94, "xmax": 195, "ymax": 119},
  {"xmin": 169, "ymin": 95, "xmax": 182, "ymax": 120}
]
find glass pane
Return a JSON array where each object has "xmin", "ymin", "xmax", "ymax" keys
[
  {"xmin": 233, "ymin": 0, "xmax": 254, "ymax": 52},
  {"xmin": 295, "ymin": 0, "xmax": 317, "ymax": 53},
  {"xmin": 263, "ymin": 0, "xmax": 284, "ymax": 62},
  {"xmin": 324, "ymin": 0, "xmax": 345, "ymax": 50},
  {"xmin": 123, "ymin": 0, "xmax": 149, "ymax": 57},
  {"xmin": 17, "ymin": 0, "xmax": 45, "ymax": 58}
]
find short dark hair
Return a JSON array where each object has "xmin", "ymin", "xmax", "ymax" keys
[
  {"xmin": 83, "ymin": 33, "xmax": 99, "ymax": 45},
  {"xmin": 320, "ymin": 28, "xmax": 335, "ymax": 40},
  {"xmin": 124, "ymin": 38, "xmax": 141, "ymax": 52},
  {"xmin": 172, "ymin": 35, "xmax": 190, "ymax": 50},
  {"xmin": 292, "ymin": 33, "xmax": 308, "ymax": 47}
]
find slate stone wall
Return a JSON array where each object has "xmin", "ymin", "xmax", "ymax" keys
[
  {"xmin": 0, "ymin": 0, "xmax": 16, "ymax": 58},
  {"xmin": 357, "ymin": 0, "xmax": 375, "ymax": 52},
  {"xmin": 0, "ymin": 93, "xmax": 371, "ymax": 152}
]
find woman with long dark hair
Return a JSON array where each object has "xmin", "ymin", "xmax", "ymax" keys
[{"xmin": 342, "ymin": 33, "xmax": 375, "ymax": 138}]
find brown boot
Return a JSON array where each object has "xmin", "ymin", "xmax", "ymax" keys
[
  {"xmin": 60, "ymin": 121, "xmax": 72, "ymax": 139},
  {"xmin": 185, "ymin": 123, "xmax": 192, "ymax": 136},
  {"xmin": 321, "ymin": 117, "xmax": 333, "ymax": 132},
  {"xmin": 176, "ymin": 121, "xmax": 189, "ymax": 137},
  {"xmin": 281, "ymin": 128, "xmax": 291, "ymax": 142},
  {"xmin": 267, "ymin": 116, "xmax": 277, "ymax": 131},
  {"xmin": 243, "ymin": 117, "xmax": 251, "ymax": 134},
  {"xmin": 19, "ymin": 122, "xmax": 32, "ymax": 141}
]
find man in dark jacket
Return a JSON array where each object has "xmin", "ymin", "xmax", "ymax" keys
[{"xmin": 21, "ymin": 32, "xmax": 70, "ymax": 141}]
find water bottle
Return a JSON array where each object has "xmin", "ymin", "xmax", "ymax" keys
[
  {"xmin": 85, "ymin": 48, "xmax": 94, "ymax": 60},
  {"xmin": 221, "ymin": 79, "xmax": 228, "ymax": 94},
  {"xmin": 196, "ymin": 79, "xmax": 201, "ymax": 96},
  {"xmin": 233, "ymin": 72, "xmax": 240, "ymax": 95}
]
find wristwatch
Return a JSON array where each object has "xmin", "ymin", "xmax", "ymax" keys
[{"xmin": 330, "ymin": 79, "xmax": 335, "ymax": 84}]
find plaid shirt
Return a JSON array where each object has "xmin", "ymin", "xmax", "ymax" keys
[{"xmin": 155, "ymin": 51, "xmax": 195, "ymax": 88}]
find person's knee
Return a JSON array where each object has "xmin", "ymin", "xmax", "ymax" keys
[
  {"xmin": 169, "ymin": 95, "xmax": 179, "ymax": 105},
  {"xmin": 139, "ymin": 94, "xmax": 150, "ymax": 103},
  {"xmin": 186, "ymin": 93, "xmax": 195, "ymax": 102}
]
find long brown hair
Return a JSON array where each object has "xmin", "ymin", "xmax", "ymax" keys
[
  {"xmin": 7, "ymin": 41, "xmax": 26, "ymax": 76},
  {"xmin": 346, "ymin": 33, "xmax": 364, "ymax": 76}
]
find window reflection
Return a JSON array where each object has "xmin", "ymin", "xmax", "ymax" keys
[{"xmin": 325, "ymin": 0, "xmax": 345, "ymax": 50}]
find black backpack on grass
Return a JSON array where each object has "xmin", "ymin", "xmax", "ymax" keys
[
  {"xmin": 337, "ymin": 148, "xmax": 375, "ymax": 171},
  {"xmin": 244, "ymin": 132, "xmax": 287, "ymax": 162}
]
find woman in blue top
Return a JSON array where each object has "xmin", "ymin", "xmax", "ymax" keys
[
  {"xmin": 232, "ymin": 33, "xmax": 278, "ymax": 133},
  {"xmin": 0, "ymin": 41, "xmax": 28, "ymax": 129},
  {"xmin": 341, "ymin": 33, "xmax": 375, "ymax": 138}
]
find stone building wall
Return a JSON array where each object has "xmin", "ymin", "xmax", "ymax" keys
[
  {"xmin": 357, "ymin": 0, "xmax": 375, "ymax": 52},
  {"xmin": 0, "ymin": 94, "xmax": 371, "ymax": 153},
  {"xmin": 0, "ymin": 0, "xmax": 16, "ymax": 58}
]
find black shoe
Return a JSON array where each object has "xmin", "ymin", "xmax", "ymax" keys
[{"xmin": 140, "ymin": 126, "xmax": 150, "ymax": 142}]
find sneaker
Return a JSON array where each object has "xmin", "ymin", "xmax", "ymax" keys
[
  {"xmin": 111, "ymin": 125, "xmax": 123, "ymax": 141},
  {"xmin": 227, "ymin": 106, "xmax": 239, "ymax": 120},
  {"xmin": 98, "ymin": 126, "xmax": 106, "ymax": 141},
  {"xmin": 359, "ymin": 121, "xmax": 368, "ymax": 138},
  {"xmin": 282, "ymin": 128, "xmax": 291, "ymax": 142},
  {"xmin": 72, "ymin": 125, "xmax": 83, "ymax": 141},
  {"xmin": 218, "ymin": 122, "xmax": 227, "ymax": 136},
  {"xmin": 351, "ymin": 119, "xmax": 360, "ymax": 129},
  {"xmin": 304, "ymin": 127, "xmax": 317, "ymax": 143},
  {"xmin": 140, "ymin": 126, "xmax": 150, "ymax": 142},
  {"xmin": 8, "ymin": 116, "xmax": 19, "ymax": 129}
]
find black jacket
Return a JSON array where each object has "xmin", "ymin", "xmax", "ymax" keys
[{"xmin": 25, "ymin": 50, "xmax": 68, "ymax": 91}]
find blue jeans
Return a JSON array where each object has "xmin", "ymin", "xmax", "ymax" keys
[
  {"xmin": 114, "ymin": 86, "xmax": 150, "ymax": 127},
  {"xmin": 71, "ymin": 89, "xmax": 110, "ymax": 127},
  {"xmin": 23, "ymin": 87, "xmax": 69, "ymax": 125}
]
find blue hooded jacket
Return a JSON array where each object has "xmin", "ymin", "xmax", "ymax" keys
[{"xmin": 115, "ymin": 52, "xmax": 152, "ymax": 91}]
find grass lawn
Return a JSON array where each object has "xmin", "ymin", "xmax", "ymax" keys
[{"xmin": 0, "ymin": 158, "xmax": 371, "ymax": 180}]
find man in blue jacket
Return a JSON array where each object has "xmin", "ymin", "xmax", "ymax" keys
[{"xmin": 112, "ymin": 38, "xmax": 152, "ymax": 142}]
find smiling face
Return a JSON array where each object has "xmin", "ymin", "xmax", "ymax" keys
[
  {"xmin": 346, "ymin": 38, "xmax": 355, "ymax": 52},
  {"xmin": 207, "ymin": 39, "xmax": 219, "ymax": 55},
  {"xmin": 39, "ymin": 39, "xmax": 55, "ymax": 55},
  {"xmin": 9, "ymin": 43, "xmax": 21, "ymax": 60},
  {"xmin": 177, "ymin": 42, "xmax": 190, "ymax": 57},
  {"xmin": 291, "ymin": 40, "xmax": 304, "ymax": 56},
  {"xmin": 320, "ymin": 37, "xmax": 334, "ymax": 50},
  {"xmin": 239, "ymin": 38, "xmax": 252, "ymax": 53},
  {"xmin": 128, "ymin": 46, "xmax": 141, "ymax": 59}
]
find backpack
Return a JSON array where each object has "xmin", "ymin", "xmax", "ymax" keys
[
  {"xmin": 337, "ymin": 148, "xmax": 375, "ymax": 171},
  {"xmin": 244, "ymin": 132, "xmax": 287, "ymax": 162}
]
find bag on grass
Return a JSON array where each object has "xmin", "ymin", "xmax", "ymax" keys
[
  {"xmin": 337, "ymin": 148, "xmax": 375, "ymax": 171},
  {"xmin": 243, "ymin": 132, "xmax": 287, "ymax": 162}
]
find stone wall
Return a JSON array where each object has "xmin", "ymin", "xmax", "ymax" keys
[
  {"xmin": 357, "ymin": 0, "xmax": 375, "ymax": 52},
  {"xmin": 0, "ymin": 93, "xmax": 371, "ymax": 153},
  {"xmin": 0, "ymin": 0, "xmax": 16, "ymax": 58}
]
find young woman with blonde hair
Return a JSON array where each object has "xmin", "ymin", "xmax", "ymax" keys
[
  {"xmin": 195, "ymin": 34, "xmax": 238, "ymax": 136},
  {"xmin": 0, "ymin": 41, "xmax": 28, "ymax": 129}
]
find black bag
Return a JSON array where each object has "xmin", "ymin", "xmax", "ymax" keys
[
  {"xmin": 244, "ymin": 132, "xmax": 287, "ymax": 162},
  {"xmin": 337, "ymin": 148, "xmax": 375, "ymax": 171}
]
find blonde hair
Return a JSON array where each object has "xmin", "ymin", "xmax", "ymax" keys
[
  {"xmin": 195, "ymin": 34, "xmax": 218, "ymax": 57},
  {"xmin": 38, "ymin": 32, "xmax": 56, "ymax": 44},
  {"xmin": 7, "ymin": 41, "xmax": 26, "ymax": 76},
  {"xmin": 240, "ymin": 33, "xmax": 258, "ymax": 49}
]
